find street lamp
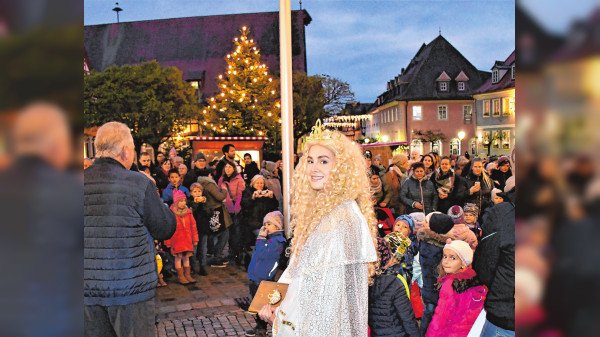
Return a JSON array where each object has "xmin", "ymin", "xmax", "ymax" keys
[
  {"xmin": 458, "ymin": 131, "xmax": 465, "ymax": 141},
  {"xmin": 382, "ymin": 135, "xmax": 389, "ymax": 142}
]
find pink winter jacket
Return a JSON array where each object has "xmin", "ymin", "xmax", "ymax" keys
[
  {"xmin": 425, "ymin": 268, "xmax": 487, "ymax": 337},
  {"xmin": 218, "ymin": 174, "xmax": 245, "ymax": 215}
]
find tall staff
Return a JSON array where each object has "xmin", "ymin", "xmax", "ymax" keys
[{"xmin": 279, "ymin": 0, "xmax": 294, "ymax": 237}]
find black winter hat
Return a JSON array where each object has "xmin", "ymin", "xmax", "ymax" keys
[
  {"xmin": 194, "ymin": 152, "xmax": 207, "ymax": 162},
  {"xmin": 429, "ymin": 213, "xmax": 454, "ymax": 235}
]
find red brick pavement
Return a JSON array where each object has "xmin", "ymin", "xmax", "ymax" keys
[{"xmin": 155, "ymin": 264, "xmax": 267, "ymax": 337}]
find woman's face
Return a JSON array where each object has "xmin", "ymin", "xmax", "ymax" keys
[
  {"xmin": 365, "ymin": 157, "xmax": 372, "ymax": 167},
  {"xmin": 413, "ymin": 167, "xmax": 425, "ymax": 179},
  {"xmin": 374, "ymin": 158, "xmax": 381, "ymax": 166},
  {"xmin": 423, "ymin": 156, "xmax": 433, "ymax": 168},
  {"xmin": 440, "ymin": 159, "xmax": 451, "ymax": 173},
  {"xmin": 253, "ymin": 179, "xmax": 265, "ymax": 190},
  {"xmin": 161, "ymin": 160, "xmax": 171, "ymax": 171},
  {"xmin": 370, "ymin": 175, "xmax": 380, "ymax": 185},
  {"xmin": 224, "ymin": 164, "xmax": 235, "ymax": 176},
  {"xmin": 442, "ymin": 248, "xmax": 465, "ymax": 274},
  {"xmin": 306, "ymin": 145, "xmax": 336, "ymax": 191},
  {"xmin": 464, "ymin": 213, "xmax": 477, "ymax": 224},
  {"xmin": 178, "ymin": 164, "xmax": 188, "ymax": 176},
  {"xmin": 157, "ymin": 153, "xmax": 165, "ymax": 163},
  {"xmin": 472, "ymin": 161, "xmax": 483, "ymax": 176},
  {"xmin": 499, "ymin": 162, "xmax": 510, "ymax": 173}
]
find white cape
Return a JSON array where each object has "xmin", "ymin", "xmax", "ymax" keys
[{"xmin": 273, "ymin": 200, "xmax": 377, "ymax": 337}]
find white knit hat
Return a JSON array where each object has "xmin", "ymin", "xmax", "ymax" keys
[
  {"xmin": 444, "ymin": 239, "xmax": 473, "ymax": 266},
  {"xmin": 263, "ymin": 211, "xmax": 284, "ymax": 231}
]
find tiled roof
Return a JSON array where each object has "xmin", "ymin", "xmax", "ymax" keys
[
  {"xmin": 373, "ymin": 35, "xmax": 490, "ymax": 106},
  {"xmin": 455, "ymin": 71, "xmax": 469, "ymax": 81},
  {"xmin": 436, "ymin": 71, "xmax": 451, "ymax": 81},
  {"xmin": 476, "ymin": 50, "xmax": 515, "ymax": 94},
  {"xmin": 84, "ymin": 10, "xmax": 311, "ymax": 98}
]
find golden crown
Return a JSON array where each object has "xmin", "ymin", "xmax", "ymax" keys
[{"xmin": 301, "ymin": 119, "xmax": 334, "ymax": 150}]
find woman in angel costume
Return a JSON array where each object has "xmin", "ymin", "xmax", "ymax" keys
[{"xmin": 258, "ymin": 121, "xmax": 379, "ymax": 336}]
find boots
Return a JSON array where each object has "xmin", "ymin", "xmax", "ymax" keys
[
  {"xmin": 157, "ymin": 273, "xmax": 168, "ymax": 287},
  {"xmin": 176, "ymin": 267, "xmax": 189, "ymax": 285},
  {"xmin": 183, "ymin": 266, "xmax": 196, "ymax": 283}
]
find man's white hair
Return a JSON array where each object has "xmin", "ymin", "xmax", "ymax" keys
[{"xmin": 94, "ymin": 122, "xmax": 133, "ymax": 158}]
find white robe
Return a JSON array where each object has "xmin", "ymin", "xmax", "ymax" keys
[{"xmin": 273, "ymin": 200, "xmax": 378, "ymax": 336}]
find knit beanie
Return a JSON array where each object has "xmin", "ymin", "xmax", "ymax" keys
[
  {"xmin": 384, "ymin": 232, "xmax": 412, "ymax": 260},
  {"xmin": 491, "ymin": 188, "xmax": 502, "ymax": 200},
  {"xmin": 447, "ymin": 205, "xmax": 465, "ymax": 224},
  {"xmin": 194, "ymin": 152, "xmax": 207, "ymax": 162},
  {"xmin": 428, "ymin": 213, "xmax": 454, "ymax": 235},
  {"xmin": 409, "ymin": 212, "xmax": 427, "ymax": 231},
  {"xmin": 376, "ymin": 237, "xmax": 393, "ymax": 268},
  {"xmin": 169, "ymin": 147, "xmax": 177, "ymax": 155},
  {"xmin": 173, "ymin": 190, "xmax": 187, "ymax": 204},
  {"xmin": 425, "ymin": 211, "xmax": 442, "ymax": 227},
  {"xmin": 263, "ymin": 211, "xmax": 284, "ymax": 231},
  {"xmin": 392, "ymin": 153, "xmax": 408, "ymax": 167},
  {"xmin": 394, "ymin": 215, "xmax": 415, "ymax": 234},
  {"xmin": 374, "ymin": 154, "xmax": 382, "ymax": 162},
  {"xmin": 264, "ymin": 161, "xmax": 277, "ymax": 174},
  {"xmin": 497, "ymin": 155, "xmax": 510, "ymax": 166},
  {"xmin": 444, "ymin": 239, "xmax": 473, "ymax": 266},
  {"xmin": 463, "ymin": 203, "xmax": 479, "ymax": 216}
]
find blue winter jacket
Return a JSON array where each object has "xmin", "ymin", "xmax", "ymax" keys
[
  {"xmin": 84, "ymin": 157, "xmax": 176, "ymax": 306},
  {"xmin": 162, "ymin": 183, "xmax": 190, "ymax": 205},
  {"xmin": 247, "ymin": 231, "xmax": 287, "ymax": 283}
]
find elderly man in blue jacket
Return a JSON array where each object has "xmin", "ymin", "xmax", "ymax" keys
[{"xmin": 84, "ymin": 122, "xmax": 176, "ymax": 336}]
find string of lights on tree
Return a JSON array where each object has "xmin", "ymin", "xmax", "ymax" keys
[{"xmin": 203, "ymin": 26, "xmax": 280, "ymax": 138}]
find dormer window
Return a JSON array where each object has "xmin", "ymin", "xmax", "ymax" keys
[
  {"xmin": 436, "ymin": 71, "xmax": 451, "ymax": 92},
  {"xmin": 511, "ymin": 64, "xmax": 515, "ymax": 80},
  {"xmin": 455, "ymin": 71, "xmax": 469, "ymax": 91},
  {"xmin": 492, "ymin": 69, "xmax": 499, "ymax": 83},
  {"xmin": 458, "ymin": 82, "xmax": 465, "ymax": 91}
]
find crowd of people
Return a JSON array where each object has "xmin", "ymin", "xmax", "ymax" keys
[{"xmin": 84, "ymin": 121, "xmax": 515, "ymax": 337}]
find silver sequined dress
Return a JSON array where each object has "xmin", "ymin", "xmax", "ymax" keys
[{"xmin": 273, "ymin": 200, "xmax": 378, "ymax": 336}]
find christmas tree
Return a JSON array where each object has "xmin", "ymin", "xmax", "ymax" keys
[{"xmin": 204, "ymin": 27, "xmax": 280, "ymax": 139}]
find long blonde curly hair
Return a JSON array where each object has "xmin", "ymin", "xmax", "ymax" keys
[{"xmin": 289, "ymin": 131, "xmax": 380, "ymax": 285}]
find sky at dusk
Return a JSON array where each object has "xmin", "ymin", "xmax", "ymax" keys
[{"xmin": 84, "ymin": 0, "xmax": 518, "ymax": 103}]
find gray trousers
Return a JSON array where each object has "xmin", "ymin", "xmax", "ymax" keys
[{"xmin": 84, "ymin": 299, "xmax": 155, "ymax": 337}]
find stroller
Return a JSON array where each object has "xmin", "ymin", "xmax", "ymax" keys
[{"xmin": 375, "ymin": 206, "xmax": 395, "ymax": 238}]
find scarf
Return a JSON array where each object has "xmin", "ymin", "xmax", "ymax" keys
[
  {"xmin": 391, "ymin": 166, "xmax": 404, "ymax": 180},
  {"xmin": 370, "ymin": 178, "xmax": 382, "ymax": 195},
  {"xmin": 170, "ymin": 204, "xmax": 189, "ymax": 217},
  {"xmin": 435, "ymin": 168, "xmax": 455, "ymax": 194}
]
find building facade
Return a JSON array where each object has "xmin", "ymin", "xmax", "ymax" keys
[
  {"xmin": 473, "ymin": 51, "xmax": 515, "ymax": 157},
  {"xmin": 365, "ymin": 35, "xmax": 490, "ymax": 157}
]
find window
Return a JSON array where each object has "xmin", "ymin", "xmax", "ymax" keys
[
  {"xmin": 511, "ymin": 65, "xmax": 515, "ymax": 80},
  {"xmin": 502, "ymin": 130, "xmax": 511, "ymax": 149},
  {"xmin": 458, "ymin": 82, "xmax": 465, "ymax": 91},
  {"xmin": 470, "ymin": 139, "xmax": 477, "ymax": 155},
  {"xmin": 483, "ymin": 131, "xmax": 491, "ymax": 145},
  {"xmin": 450, "ymin": 138, "xmax": 460, "ymax": 156},
  {"xmin": 492, "ymin": 69, "xmax": 499, "ymax": 83},
  {"xmin": 463, "ymin": 105, "xmax": 472, "ymax": 121},
  {"xmin": 189, "ymin": 80, "xmax": 199, "ymax": 89},
  {"xmin": 413, "ymin": 106, "xmax": 422, "ymax": 120},
  {"xmin": 483, "ymin": 100, "xmax": 490, "ymax": 117},
  {"xmin": 503, "ymin": 97, "xmax": 514, "ymax": 115},
  {"xmin": 438, "ymin": 105, "xmax": 448, "ymax": 120},
  {"xmin": 493, "ymin": 99, "xmax": 501, "ymax": 117},
  {"xmin": 492, "ymin": 131, "xmax": 500, "ymax": 149},
  {"xmin": 431, "ymin": 140, "xmax": 442, "ymax": 155},
  {"xmin": 411, "ymin": 139, "xmax": 423, "ymax": 155},
  {"xmin": 439, "ymin": 82, "xmax": 448, "ymax": 91}
]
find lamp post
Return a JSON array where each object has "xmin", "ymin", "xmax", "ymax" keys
[{"xmin": 458, "ymin": 131, "xmax": 465, "ymax": 156}]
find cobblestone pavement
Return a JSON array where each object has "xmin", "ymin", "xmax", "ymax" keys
[{"xmin": 155, "ymin": 263, "xmax": 269, "ymax": 337}]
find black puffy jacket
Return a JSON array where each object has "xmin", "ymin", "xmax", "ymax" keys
[
  {"xmin": 84, "ymin": 157, "xmax": 176, "ymax": 306},
  {"xmin": 240, "ymin": 186, "xmax": 279, "ymax": 230},
  {"xmin": 368, "ymin": 264, "xmax": 420, "ymax": 337},
  {"xmin": 473, "ymin": 190, "xmax": 515, "ymax": 331}
]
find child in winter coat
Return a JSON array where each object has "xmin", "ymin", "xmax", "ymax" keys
[
  {"xmin": 165, "ymin": 190, "xmax": 199, "ymax": 285},
  {"xmin": 416, "ymin": 212, "xmax": 478, "ymax": 336},
  {"xmin": 463, "ymin": 203, "xmax": 482, "ymax": 238},
  {"xmin": 491, "ymin": 188, "xmax": 504, "ymax": 205},
  {"xmin": 162, "ymin": 169, "xmax": 190, "ymax": 206},
  {"xmin": 188, "ymin": 183, "xmax": 210, "ymax": 276},
  {"xmin": 246, "ymin": 211, "xmax": 287, "ymax": 337},
  {"xmin": 368, "ymin": 238, "xmax": 420, "ymax": 337},
  {"xmin": 425, "ymin": 239, "xmax": 487, "ymax": 337}
]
